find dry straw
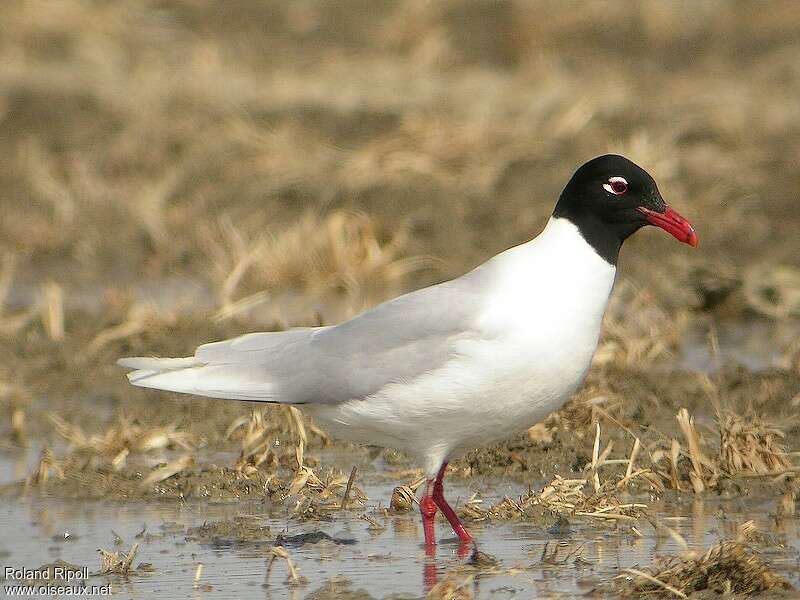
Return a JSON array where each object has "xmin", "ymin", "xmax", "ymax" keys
[
  {"xmin": 98, "ymin": 543, "xmax": 139, "ymax": 575},
  {"xmin": 266, "ymin": 546, "xmax": 306, "ymax": 587},
  {"xmin": 49, "ymin": 413, "xmax": 193, "ymax": 473},
  {"xmin": 426, "ymin": 575, "xmax": 475, "ymax": 600},
  {"xmin": 465, "ymin": 425, "xmax": 649, "ymax": 523},
  {"xmin": 200, "ymin": 210, "xmax": 429, "ymax": 324},
  {"xmin": 617, "ymin": 538, "xmax": 793, "ymax": 597}
]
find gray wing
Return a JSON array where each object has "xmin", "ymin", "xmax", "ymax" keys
[{"xmin": 186, "ymin": 265, "xmax": 492, "ymax": 404}]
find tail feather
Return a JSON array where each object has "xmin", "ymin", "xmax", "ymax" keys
[
  {"xmin": 116, "ymin": 327, "xmax": 325, "ymax": 403},
  {"xmin": 118, "ymin": 356, "xmax": 279, "ymax": 402},
  {"xmin": 117, "ymin": 356, "xmax": 200, "ymax": 371}
]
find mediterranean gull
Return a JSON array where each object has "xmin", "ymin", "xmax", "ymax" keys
[{"xmin": 118, "ymin": 154, "xmax": 698, "ymax": 549}]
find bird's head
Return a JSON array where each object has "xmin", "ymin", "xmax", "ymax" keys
[{"xmin": 553, "ymin": 154, "xmax": 697, "ymax": 263}]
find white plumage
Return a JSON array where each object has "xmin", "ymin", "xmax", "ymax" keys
[
  {"xmin": 308, "ymin": 217, "xmax": 615, "ymax": 476},
  {"xmin": 119, "ymin": 217, "xmax": 615, "ymax": 477}
]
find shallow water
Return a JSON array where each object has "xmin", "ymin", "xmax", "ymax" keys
[
  {"xmin": 679, "ymin": 318, "xmax": 797, "ymax": 373},
  {"xmin": 2, "ymin": 452, "xmax": 799, "ymax": 599}
]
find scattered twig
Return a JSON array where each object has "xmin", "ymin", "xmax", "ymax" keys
[{"xmin": 341, "ymin": 465, "xmax": 358, "ymax": 510}]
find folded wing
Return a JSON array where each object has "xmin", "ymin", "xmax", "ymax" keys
[{"xmin": 118, "ymin": 267, "xmax": 490, "ymax": 404}]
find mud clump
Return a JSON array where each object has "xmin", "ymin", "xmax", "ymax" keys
[
  {"xmin": 13, "ymin": 458, "xmax": 285, "ymax": 502},
  {"xmin": 304, "ymin": 576, "xmax": 376, "ymax": 600},
  {"xmin": 275, "ymin": 531, "xmax": 356, "ymax": 547},
  {"xmin": 186, "ymin": 517, "xmax": 272, "ymax": 547}
]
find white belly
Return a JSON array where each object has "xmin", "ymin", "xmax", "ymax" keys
[
  {"xmin": 308, "ymin": 324, "xmax": 600, "ymax": 477},
  {"xmin": 309, "ymin": 217, "xmax": 616, "ymax": 478}
]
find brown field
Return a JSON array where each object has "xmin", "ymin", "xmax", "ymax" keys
[{"xmin": 1, "ymin": 1, "xmax": 800, "ymax": 598}]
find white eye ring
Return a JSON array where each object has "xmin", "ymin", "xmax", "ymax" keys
[{"xmin": 603, "ymin": 176, "xmax": 628, "ymax": 195}]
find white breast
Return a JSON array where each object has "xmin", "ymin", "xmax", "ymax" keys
[{"xmin": 309, "ymin": 217, "xmax": 616, "ymax": 477}]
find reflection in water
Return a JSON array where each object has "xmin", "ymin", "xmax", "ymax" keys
[
  {"xmin": 424, "ymin": 544, "xmax": 437, "ymax": 592},
  {"xmin": 0, "ymin": 467, "xmax": 798, "ymax": 598},
  {"xmin": 422, "ymin": 540, "xmax": 475, "ymax": 593}
]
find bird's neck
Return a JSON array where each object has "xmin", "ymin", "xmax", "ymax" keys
[
  {"xmin": 499, "ymin": 217, "xmax": 617, "ymax": 295},
  {"xmin": 551, "ymin": 188, "xmax": 643, "ymax": 264},
  {"xmin": 480, "ymin": 217, "xmax": 617, "ymax": 337}
]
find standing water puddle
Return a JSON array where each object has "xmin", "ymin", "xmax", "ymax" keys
[
  {"xmin": 678, "ymin": 317, "xmax": 799, "ymax": 373},
  {"xmin": 2, "ymin": 456, "xmax": 799, "ymax": 598}
]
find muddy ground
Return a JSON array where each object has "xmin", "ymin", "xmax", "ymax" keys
[{"xmin": 1, "ymin": 1, "xmax": 800, "ymax": 598}]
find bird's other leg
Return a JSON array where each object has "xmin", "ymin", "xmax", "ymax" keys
[
  {"xmin": 431, "ymin": 463, "xmax": 474, "ymax": 546},
  {"xmin": 419, "ymin": 479, "xmax": 438, "ymax": 546}
]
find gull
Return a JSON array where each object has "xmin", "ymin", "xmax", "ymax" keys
[{"xmin": 118, "ymin": 154, "xmax": 697, "ymax": 549}]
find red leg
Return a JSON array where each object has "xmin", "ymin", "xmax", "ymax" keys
[
  {"xmin": 419, "ymin": 480, "xmax": 438, "ymax": 546},
  {"xmin": 423, "ymin": 544, "xmax": 438, "ymax": 592},
  {"xmin": 431, "ymin": 463, "xmax": 474, "ymax": 545}
]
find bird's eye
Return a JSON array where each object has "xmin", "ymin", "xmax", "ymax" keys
[{"xmin": 603, "ymin": 176, "xmax": 628, "ymax": 195}]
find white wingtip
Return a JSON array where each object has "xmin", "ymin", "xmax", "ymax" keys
[{"xmin": 126, "ymin": 369, "xmax": 159, "ymax": 384}]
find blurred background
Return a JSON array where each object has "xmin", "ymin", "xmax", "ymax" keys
[{"xmin": 2, "ymin": 0, "xmax": 800, "ymax": 458}]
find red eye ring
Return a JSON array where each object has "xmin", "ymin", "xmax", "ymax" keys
[{"xmin": 603, "ymin": 176, "xmax": 628, "ymax": 195}]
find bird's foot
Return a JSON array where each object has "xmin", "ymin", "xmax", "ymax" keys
[
  {"xmin": 457, "ymin": 540, "xmax": 473, "ymax": 560},
  {"xmin": 467, "ymin": 546, "xmax": 498, "ymax": 567}
]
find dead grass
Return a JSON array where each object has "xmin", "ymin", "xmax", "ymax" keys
[
  {"xmin": 596, "ymin": 283, "xmax": 688, "ymax": 369},
  {"xmin": 285, "ymin": 465, "xmax": 369, "ymax": 517},
  {"xmin": 465, "ymin": 425, "xmax": 650, "ymax": 524},
  {"xmin": 98, "ymin": 543, "xmax": 139, "ymax": 576},
  {"xmin": 718, "ymin": 410, "xmax": 792, "ymax": 475},
  {"xmin": 49, "ymin": 413, "xmax": 193, "ymax": 461},
  {"xmin": 266, "ymin": 546, "xmax": 307, "ymax": 587},
  {"xmin": 617, "ymin": 534, "xmax": 794, "ymax": 598},
  {"xmin": 742, "ymin": 265, "xmax": 800, "ymax": 319},
  {"xmin": 2, "ymin": 1, "xmax": 798, "ymax": 321},
  {"xmin": 141, "ymin": 455, "xmax": 194, "ymax": 487},
  {"xmin": 18, "ymin": 405, "xmax": 369, "ymax": 513},
  {"xmin": 426, "ymin": 576, "xmax": 474, "ymax": 600},
  {"xmin": 648, "ymin": 403, "xmax": 796, "ymax": 494},
  {"xmin": 0, "ymin": 372, "xmax": 31, "ymax": 448},
  {"xmin": 226, "ymin": 406, "xmax": 329, "ymax": 475},
  {"xmin": 465, "ymin": 474, "xmax": 649, "ymax": 525},
  {"xmin": 201, "ymin": 210, "xmax": 429, "ymax": 325},
  {"xmin": 25, "ymin": 447, "xmax": 65, "ymax": 487},
  {"xmin": 83, "ymin": 303, "xmax": 167, "ymax": 360}
]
